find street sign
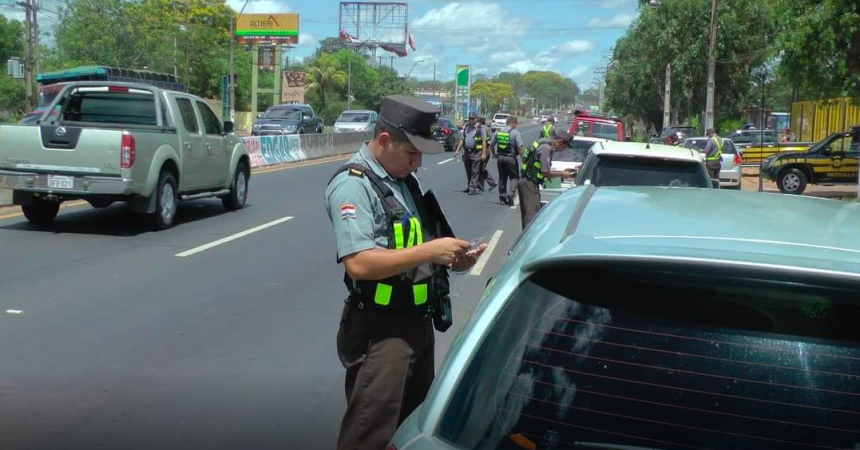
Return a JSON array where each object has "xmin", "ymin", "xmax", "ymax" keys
[
  {"xmin": 258, "ymin": 46, "xmax": 276, "ymax": 68},
  {"xmin": 236, "ymin": 13, "xmax": 299, "ymax": 45},
  {"xmin": 455, "ymin": 65, "xmax": 470, "ymax": 122}
]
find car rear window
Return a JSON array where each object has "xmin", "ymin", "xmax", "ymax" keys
[
  {"xmin": 263, "ymin": 108, "xmax": 301, "ymax": 120},
  {"xmin": 338, "ymin": 112, "xmax": 371, "ymax": 123},
  {"xmin": 684, "ymin": 139, "xmax": 737, "ymax": 154},
  {"xmin": 593, "ymin": 123, "xmax": 619, "ymax": 140},
  {"xmin": 437, "ymin": 119, "xmax": 454, "ymax": 128},
  {"xmin": 494, "ymin": 114, "xmax": 509, "ymax": 121},
  {"xmin": 438, "ymin": 263, "xmax": 860, "ymax": 450},
  {"xmin": 62, "ymin": 89, "xmax": 157, "ymax": 126},
  {"xmin": 588, "ymin": 155, "xmax": 709, "ymax": 188}
]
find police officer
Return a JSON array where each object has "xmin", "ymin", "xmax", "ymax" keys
[
  {"xmin": 476, "ymin": 116, "xmax": 497, "ymax": 191},
  {"xmin": 325, "ymin": 95, "xmax": 487, "ymax": 450},
  {"xmin": 702, "ymin": 127, "xmax": 723, "ymax": 181},
  {"xmin": 518, "ymin": 131, "xmax": 574, "ymax": 230},
  {"xmin": 455, "ymin": 114, "xmax": 485, "ymax": 194},
  {"xmin": 491, "ymin": 116, "xmax": 525, "ymax": 206},
  {"xmin": 541, "ymin": 116, "xmax": 558, "ymax": 139}
]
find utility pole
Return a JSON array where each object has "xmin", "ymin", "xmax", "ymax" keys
[
  {"xmin": 347, "ymin": 58, "xmax": 352, "ymax": 110},
  {"xmin": 704, "ymin": 0, "xmax": 718, "ymax": 130},
  {"xmin": 21, "ymin": 0, "xmax": 32, "ymax": 112},
  {"xmin": 663, "ymin": 63, "xmax": 671, "ymax": 128},
  {"xmin": 433, "ymin": 62, "xmax": 436, "ymax": 104}
]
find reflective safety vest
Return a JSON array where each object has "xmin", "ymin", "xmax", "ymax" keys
[
  {"xmin": 330, "ymin": 163, "xmax": 436, "ymax": 312},
  {"xmin": 541, "ymin": 124, "xmax": 553, "ymax": 139},
  {"xmin": 706, "ymin": 136, "xmax": 723, "ymax": 161},
  {"xmin": 522, "ymin": 143, "xmax": 546, "ymax": 185},
  {"xmin": 475, "ymin": 125, "xmax": 485, "ymax": 151},
  {"xmin": 496, "ymin": 130, "xmax": 513, "ymax": 155}
]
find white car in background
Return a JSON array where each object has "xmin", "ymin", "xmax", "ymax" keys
[
  {"xmin": 682, "ymin": 136, "xmax": 743, "ymax": 189},
  {"xmin": 575, "ymin": 141, "xmax": 717, "ymax": 189},
  {"xmin": 491, "ymin": 113, "xmax": 510, "ymax": 131},
  {"xmin": 333, "ymin": 110, "xmax": 378, "ymax": 133}
]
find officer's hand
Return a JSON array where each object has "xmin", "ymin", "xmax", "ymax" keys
[
  {"xmin": 427, "ymin": 238, "xmax": 470, "ymax": 265},
  {"xmin": 452, "ymin": 243, "xmax": 488, "ymax": 272},
  {"xmin": 563, "ymin": 169, "xmax": 574, "ymax": 178}
]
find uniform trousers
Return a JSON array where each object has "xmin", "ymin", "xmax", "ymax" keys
[
  {"xmin": 336, "ymin": 303, "xmax": 435, "ymax": 450},
  {"xmin": 518, "ymin": 178, "xmax": 542, "ymax": 230},
  {"xmin": 497, "ymin": 154, "xmax": 519, "ymax": 203}
]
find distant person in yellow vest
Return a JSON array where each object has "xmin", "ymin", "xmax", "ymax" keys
[
  {"xmin": 702, "ymin": 127, "xmax": 723, "ymax": 181},
  {"xmin": 541, "ymin": 117, "xmax": 558, "ymax": 139}
]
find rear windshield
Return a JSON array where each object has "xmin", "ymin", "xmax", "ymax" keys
[
  {"xmin": 62, "ymin": 89, "xmax": 157, "ymax": 126},
  {"xmin": 264, "ymin": 108, "xmax": 301, "ymax": 120},
  {"xmin": 684, "ymin": 138, "xmax": 737, "ymax": 154},
  {"xmin": 593, "ymin": 123, "xmax": 619, "ymax": 140},
  {"xmin": 438, "ymin": 265, "xmax": 860, "ymax": 450},
  {"xmin": 494, "ymin": 114, "xmax": 509, "ymax": 121},
  {"xmin": 587, "ymin": 155, "xmax": 709, "ymax": 188},
  {"xmin": 437, "ymin": 118, "xmax": 454, "ymax": 128},
  {"xmin": 337, "ymin": 112, "xmax": 370, "ymax": 123}
]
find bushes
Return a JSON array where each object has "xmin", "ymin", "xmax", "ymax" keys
[{"xmin": 717, "ymin": 118, "xmax": 744, "ymax": 135}]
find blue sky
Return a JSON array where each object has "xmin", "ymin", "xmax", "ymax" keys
[
  {"xmin": 2, "ymin": 0, "xmax": 639, "ymax": 89},
  {"xmin": 226, "ymin": 0, "xmax": 639, "ymax": 88}
]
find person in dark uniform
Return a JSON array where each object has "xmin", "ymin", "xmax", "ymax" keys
[
  {"xmin": 455, "ymin": 114, "xmax": 485, "ymax": 194},
  {"xmin": 518, "ymin": 130, "xmax": 574, "ymax": 230},
  {"xmin": 325, "ymin": 95, "xmax": 487, "ymax": 450},
  {"xmin": 476, "ymin": 116, "xmax": 497, "ymax": 192},
  {"xmin": 490, "ymin": 116, "xmax": 525, "ymax": 206}
]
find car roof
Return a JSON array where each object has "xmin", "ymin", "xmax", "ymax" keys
[
  {"xmin": 340, "ymin": 110, "xmax": 374, "ymax": 114},
  {"xmin": 518, "ymin": 187, "xmax": 860, "ymax": 279},
  {"xmin": 685, "ymin": 136, "xmax": 736, "ymax": 144},
  {"xmin": 572, "ymin": 136, "xmax": 606, "ymax": 143},
  {"xmin": 591, "ymin": 141, "xmax": 703, "ymax": 162}
]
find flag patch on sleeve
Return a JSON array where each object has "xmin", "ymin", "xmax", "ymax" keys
[{"xmin": 340, "ymin": 204, "xmax": 357, "ymax": 220}]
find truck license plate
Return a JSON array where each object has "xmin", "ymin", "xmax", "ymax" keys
[{"xmin": 47, "ymin": 175, "xmax": 74, "ymax": 189}]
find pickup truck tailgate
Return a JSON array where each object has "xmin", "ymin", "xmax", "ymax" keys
[{"xmin": 0, "ymin": 124, "xmax": 124, "ymax": 176}]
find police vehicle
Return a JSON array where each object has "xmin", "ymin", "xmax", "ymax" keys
[{"xmin": 761, "ymin": 126, "xmax": 860, "ymax": 195}]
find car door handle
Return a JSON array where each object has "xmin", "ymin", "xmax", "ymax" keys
[
  {"xmin": 206, "ymin": 144, "xmax": 212, "ymax": 149},
  {"xmin": 184, "ymin": 142, "xmax": 191, "ymax": 148}
]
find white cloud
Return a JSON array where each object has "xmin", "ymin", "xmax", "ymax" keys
[
  {"xmin": 569, "ymin": 65, "xmax": 589, "ymax": 77},
  {"xmin": 412, "ymin": 3, "xmax": 529, "ymax": 42},
  {"xmin": 298, "ymin": 33, "xmax": 317, "ymax": 48},
  {"xmin": 587, "ymin": 13, "xmax": 635, "ymax": 29},
  {"xmin": 226, "ymin": 0, "xmax": 291, "ymax": 13},
  {"xmin": 553, "ymin": 40, "xmax": 596, "ymax": 55},
  {"xmin": 490, "ymin": 50, "xmax": 526, "ymax": 64},
  {"xmin": 506, "ymin": 59, "xmax": 554, "ymax": 74}
]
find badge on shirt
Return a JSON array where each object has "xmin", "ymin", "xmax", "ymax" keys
[{"xmin": 340, "ymin": 204, "xmax": 357, "ymax": 220}]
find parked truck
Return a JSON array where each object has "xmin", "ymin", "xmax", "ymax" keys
[{"xmin": 0, "ymin": 82, "xmax": 250, "ymax": 229}]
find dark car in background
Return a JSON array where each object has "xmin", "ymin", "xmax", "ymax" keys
[
  {"xmin": 251, "ymin": 104, "xmax": 323, "ymax": 136},
  {"xmin": 434, "ymin": 117, "xmax": 460, "ymax": 152}
]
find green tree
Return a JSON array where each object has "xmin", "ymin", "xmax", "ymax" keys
[
  {"xmin": 305, "ymin": 54, "xmax": 347, "ymax": 111},
  {"xmin": 0, "ymin": 15, "xmax": 24, "ymax": 63},
  {"xmin": 472, "ymin": 81, "xmax": 514, "ymax": 115},
  {"xmin": 0, "ymin": 74, "xmax": 25, "ymax": 116},
  {"xmin": 774, "ymin": 0, "xmax": 860, "ymax": 100},
  {"xmin": 604, "ymin": 0, "xmax": 777, "ymax": 130},
  {"xmin": 314, "ymin": 37, "xmax": 344, "ymax": 57}
]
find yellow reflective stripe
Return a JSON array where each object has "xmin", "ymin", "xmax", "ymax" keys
[
  {"xmin": 413, "ymin": 283, "xmax": 428, "ymax": 306},
  {"xmin": 375, "ymin": 283, "xmax": 392, "ymax": 306},
  {"xmin": 407, "ymin": 218, "xmax": 416, "ymax": 248},
  {"xmin": 394, "ymin": 222, "xmax": 404, "ymax": 250},
  {"xmin": 415, "ymin": 219, "xmax": 423, "ymax": 245}
]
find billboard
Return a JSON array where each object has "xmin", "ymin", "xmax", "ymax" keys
[
  {"xmin": 236, "ymin": 13, "xmax": 299, "ymax": 45},
  {"xmin": 455, "ymin": 65, "xmax": 470, "ymax": 122},
  {"xmin": 339, "ymin": 3, "xmax": 408, "ymax": 57},
  {"xmin": 282, "ymin": 72, "xmax": 306, "ymax": 104}
]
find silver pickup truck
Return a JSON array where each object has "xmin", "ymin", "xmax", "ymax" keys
[{"xmin": 0, "ymin": 82, "xmax": 250, "ymax": 229}]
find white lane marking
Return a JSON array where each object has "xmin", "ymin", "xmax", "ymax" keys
[
  {"xmin": 470, "ymin": 229, "xmax": 503, "ymax": 276},
  {"xmin": 6, "ymin": 309, "xmax": 23, "ymax": 315},
  {"xmin": 437, "ymin": 158, "xmax": 454, "ymax": 165},
  {"xmin": 175, "ymin": 216, "xmax": 294, "ymax": 257},
  {"xmin": 510, "ymin": 195, "xmax": 519, "ymax": 210},
  {"xmin": 595, "ymin": 235, "xmax": 860, "ymax": 255}
]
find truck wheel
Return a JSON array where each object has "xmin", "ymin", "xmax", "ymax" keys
[
  {"xmin": 777, "ymin": 168, "xmax": 807, "ymax": 195},
  {"xmin": 222, "ymin": 161, "xmax": 249, "ymax": 211},
  {"xmin": 22, "ymin": 199, "xmax": 60, "ymax": 224},
  {"xmin": 147, "ymin": 170, "xmax": 178, "ymax": 230}
]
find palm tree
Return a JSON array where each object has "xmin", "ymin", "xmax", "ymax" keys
[{"xmin": 305, "ymin": 54, "xmax": 347, "ymax": 111}]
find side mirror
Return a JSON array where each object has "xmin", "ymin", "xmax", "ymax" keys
[
  {"xmin": 223, "ymin": 121, "xmax": 234, "ymax": 134},
  {"xmin": 711, "ymin": 179, "xmax": 721, "ymax": 189}
]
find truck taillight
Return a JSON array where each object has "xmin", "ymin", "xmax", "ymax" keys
[
  {"xmin": 121, "ymin": 131, "xmax": 136, "ymax": 169},
  {"xmin": 733, "ymin": 153, "xmax": 742, "ymax": 166}
]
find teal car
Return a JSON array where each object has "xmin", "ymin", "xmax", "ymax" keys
[{"xmin": 390, "ymin": 186, "xmax": 860, "ymax": 450}]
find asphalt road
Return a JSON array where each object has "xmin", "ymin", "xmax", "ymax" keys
[{"xmin": 0, "ymin": 124, "xmax": 544, "ymax": 450}]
